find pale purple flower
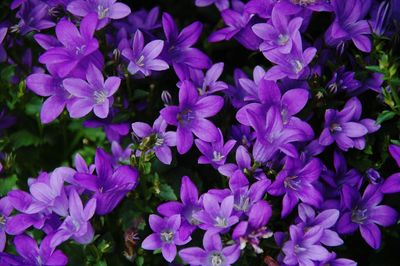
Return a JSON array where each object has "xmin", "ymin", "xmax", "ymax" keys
[
  {"xmin": 194, "ymin": 194, "xmax": 239, "ymax": 233},
  {"xmin": 111, "ymin": 141, "xmax": 131, "ymax": 165},
  {"xmin": 68, "ymin": 0, "xmax": 131, "ymax": 29},
  {"xmin": 142, "ymin": 214, "xmax": 191, "ymax": 262},
  {"xmin": 157, "ymin": 176, "xmax": 202, "ymax": 237},
  {"xmin": 179, "ymin": 232, "xmax": 241, "ymax": 266},
  {"xmin": 0, "ymin": 197, "xmax": 12, "ymax": 251},
  {"xmin": 84, "ymin": 119, "xmax": 130, "ymax": 142},
  {"xmin": 14, "ymin": 2, "xmax": 55, "ymax": 35},
  {"xmin": 188, "ymin": 62, "xmax": 228, "ymax": 95},
  {"xmin": 195, "ymin": 0, "xmax": 229, "ymax": 11},
  {"xmin": 0, "ymin": 234, "xmax": 68, "ymax": 266},
  {"xmin": 51, "ymin": 188, "xmax": 97, "ymax": 247},
  {"xmin": 160, "ymin": 81, "xmax": 224, "ymax": 154},
  {"xmin": 282, "ymin": 225, "xmax": 331, "ymax": 266},
  {"xmin": 39, "ymin": 14, "xmax": 102, "ymax": 78},
  {"xmin": 132, "ymin": 116, "xmax": 176, "ymax": 165},
  {"xmin": 195, "ymin": 129, "xmax": 236, "ymax": 169},
  {"xmin": 252, "ymin": 9, "xmax": 303, "ymax": 54},
  {"xmin": 122, "ymin": 30, "xmax": 169, "ymax": 77},
  {"xmin": 327, "ymin": 66, "xmax": 361, "ymax": 94},
  {"xmin": 63, "ymin": 64, "xmax": 120, "ymax": 119}
]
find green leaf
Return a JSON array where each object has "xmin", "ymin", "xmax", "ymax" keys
[
  {"xmin": 376, "ymin": 110, "xmax": 396, "ymax": 124},
  {"xmin": 0, "ymin": 65, "xmax": 16, "ymax": 82},
  {"xmin": 158, "ymin": 183, "xmax": 177, "ymax": 201},
  {"xmin": 0, "ymin": 175, "xmax": 17, "ymax": 196},
  {"xmin": 9, "ymin": 130, "xmax": 41, "ymax": 149},
  {"xmin": 136, "ymin": 256, "xmax": 144, "ymax": 266},
  {"xmin": 365, "ymin": 65, "xmax": 384, "ymax": 73}
]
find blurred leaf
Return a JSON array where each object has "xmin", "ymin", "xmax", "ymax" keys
[
  {"xmin": 158, "ymin": 183, "xmax": 177, "ymax": 201},
  {"xmin": 9, "ymin": 130, "xmax": 41, "ymax": 149},
  {"xmin": 0, "ymin": 174, "xmax": 17, "ymax": 196},
  {"xmin": 376, "ymin": 110, "xmax": 396, "ymax": 124}
]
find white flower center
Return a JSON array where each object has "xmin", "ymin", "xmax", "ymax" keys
[
  {"xmin": 97, "ymin": 5, "xmax": 109, "ymax": 19},
  {"xmin": 94, "ymin": 90, "xmax": 108, "ymax": 104},
  {"xmin": 211, "ymin": 253, "xmax": 224, "ymax": 266},
  {"xmin": 160, "ymin": 230, "xmax": 174, "ymax": 243},
  {"xmin": 291, "ymin": 60, "xmax": 304, "ymax": 74}
]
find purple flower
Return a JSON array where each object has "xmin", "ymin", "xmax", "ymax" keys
[
  {"xmin": 63, "ymin": 64, "xmax": 120, "ymax": 118},
  {"xmin": 246, "ymin": 106, "xmax": 308, "ymax": 163},
  {"xmin": 111, "ymin": 141, "xmax": 131, "ymax": 165},
  {"xmin": 132, "ymin": 116, "xmax": 176, "ymax": 165},
  {"xmin": 195, "ymin": 129, "xmax": 236, "ymax": 169},
  {"xmin": 26, "ymin": 168, "xmax": 69, "ymax": 217},
  {"xmin": 14, "ymin": 2, "xmax": 55, "ymax": 35},
  {"xmin": 389, "ymin": 144, "xmax": 400, "ymax": 167},
  {"xmin": 268, "ymin": 158, "xmax": 323, "ymax": 217},
  {"xmin": 142, "ymin": 214, "xmax": 191, "ymax": 263},
  {"xmin": 195, "ymin": 0, "xmax": 229, "ymax": 11},
  {"xmin": 67, "ymin": 0, "xmax": 131, "ymax": 29},
  {"xmin": 179, "ymin": 231, "xmax": 240, "ymax": 266},
  {"xmin": 188, "ymin": 62, "xmax": 228, "ymax": 95},
  {"xmin": 282, "ymin": 225, "xmax": 331, "ymax": 266},
  {"xmin": 158, "ymin": 176, "xmax": 202, "ymax": 237},
  {"xmin": 275, "ymin": 0, "xmax": 333, "ymax": 13},
  {"xmin": 326, "ymin": 66, "xmax": 361, "ymax": 94},
  {"xmin": 122, "ymin": 30, "xmax": 169, "ymax": 77},
  {"xmin": 228, "ymin": 171, "xmax": 270, "ymax": 215},
  {"xmin": 317, "ymin": 252, "xmax": 357, "ymax": 266},
  {"xmin": 51, "ymin": 188, "xmax": 97, "ymax": 247},
  {"xmin": 0, "ymin": 234, "xmax": 67, "ymax": 266},
  {"xmin": 74, "ymin": 148, "xmax": 138, "ymax": 215},
  {"xmin": 27, "ymin": 68, "xmax": 75, "ymax": 124},
  {"xmin": 117, "ymin": 7, "xmax": 161, "ymax": 35},
  {"xmin": 232, "ymin": 200, "xmax": 272, "ymax": 253},
  {"xmin": 162, "ymin": 13, "xmax": 211, "ymax": 79},
  {"xmin": 39, "ymin": 14, "xmax": 101, "ymax": 78},
  {"xmin": 0, "ymin": 197, "xmax": 12, "ymax": 251},
  {"xmin": 325, "ymin": 0, "xmax": 372, "ymax": 52},
  {"xmin": 194, "ymin": 194, "xmax": 239, "ymax": 233},
  {"xmin": 252, "ymin": 9, "xmax": 303, "ymax": 54},
  {"xmin": 337, "ymin": 185, "xmax": 398, "ymax": 249},
  {"xmin": 209, "ymin": 9, "xmax": 262, "ymax": 50},
  {"xmin": 0, "ymin": 27, "xmax": 7, "ymax": 62},
  {"xmin": 319, "ymin": 97, "xmax": 378, "ymax": 151},
  {"xmin": 160, "ymin": 81, "xmax": 224, "ymax": 154},
  {"xmin": 264, "ymin": 42, "xmax": 317, "ymax": 80},
  {"xmin": 297, "ymin": 203, "xmax": 343, "ymax": 247}
]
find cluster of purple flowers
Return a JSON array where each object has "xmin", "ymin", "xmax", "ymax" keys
[
  {"xmin": 0, "ymin": 149, "xmax": 138, "ymax": 265},
  {"xmin": 0, "ymin": 0, "xmax": 399, "ymax": 265}
]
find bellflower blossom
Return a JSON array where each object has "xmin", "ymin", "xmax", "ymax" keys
[
  {"xmin": 160, "ymin": 81, "xmax": 224, "ymax": 154},
  {"xmin": 282, "ymin": 225, "xmax": 331, "ymax": 266},
  {"xmin": 132, "ymin": 116, "xmax": 176, "ymax": 165},
  {"xmin": 319, "ymin": 97, "xmax": 379, "ymax": 151},
  {"xmin": 74, "ymin": 148, "xmax": 138, "ymax": 215},
  {"xmin": 337, "ymin": 185, "xmax": 398, "ymax": 249},
  {"xmin": 141, "ymin": 214, "xmax": 191, "ymax": 262},
  {"xmin": 63, "ymin": 64, "xmax": 120, "ymax": 119},
  {"xmin": 39, "ymin": 14, "xmax": 101, "ymax": 78},
  {"xmin": 0, "ymin": 197, "xmax": 12, "ymax": 252},
  {"xmin": 252, "ymin": 9, "xmax": 303, "ymax": 54},
  {"xmin": 157, "ymin": 176, "xmax": 202, "ymax": 237},
  {"xmin": 268, "ymin": 158, "xmax": 323, "ymax": 217},
  {"xmin": 195, "ymin": 0, "xmax": 229, "ymax": 11},
  {"xmin": 194, "ymin": 194, "xmax": 239, "ymax": 233},
  {"xmin": 122, "ymin": 30, "xmax": 169, "ymax": 77},
  {"xmin": 0, "ymin": 234, "xmax": 68, "ymax": 266},
  {"xmin": 67, "ymin": 0, "xmax": 131, "ymax": 29},
  {"xmin": 162, "ymin": 13, "xmax": 211, "ymax": 79},
  {"xmin": 326, "ymin": 66, "xmax": 362, "ymax": 94},
  {"xmin": 325, "ymin": 0, "xmax": 372, "ymax": 52},
  {"xmin": 14, "ymin": 1, "xmax": 55, "ymax": 35},
  {"xmin": 188, "ymin": 62, "xmax": 228, "ymax": 95},
  {"xmin": 51, "ymin": 188, "xmax": 97, "ymax": 247},
  {"xmin": 179, "ymin": 232, "xmax": 241, "ymax": 266},
  {"xmin": 195, "ymin": 129, "xmax": 236, "ymax": 169}
]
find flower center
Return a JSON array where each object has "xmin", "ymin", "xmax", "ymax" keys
[
  {"xmin": 94, "ymin": 90, "xmax": 108, "ymax": 104},
  {"xmin": 277, "ymin": 34, "xmax": 289, "ymax": 45},
  {"xmin": 97, "ymin": 5, "xmax": 110, "ymax": 19},
  {"xmin": 75, "ymin": 44, "xmax": 87, "ymax": 55},
  {"xmin": 284, "ymin": 175, "xmax": 302, "ymax": 190},
  {"xmin": 136, "ymin": 55, "xmax": 145, "ymax": 67},
  {"xmin": 155, "ymin": 134, "xmax": 164, "ymax": 146},
  {"xmin": 351, "ymin": 208, "xmax": 368, "ymax": 224},
  {"xmin": 160, "ymin": 230, "xmax": 174, "ymax": 243},
  {"xmin": 294, "ymin": 244, "xmax": 307, "ymax": 253},
  {"xmin": 234, "ymin": 194, "xmax": 250, "ymax": 212},
  {"xmin": 177, "ymin": 108, "xmax": 195, "ymax": 125},
  {"xmin": 215, "ymin": 216, "xmax": 228, "ymax": 228},
  {"xmin": 210, "ymin": 253, "xmax": 224, "ymax": 266},
  {"xmin": 291, "ymin": 0, "xmax": 316, "ymax": 6},
  {"xmin": 291, "ymin": 60, "xmax": 304, "ymax": 74},
  {"xmin": 329, "ymin": 123, "xmax": 342, "ymax": 133},
  {"xmin": 212, "ymin": 151, "xmax": 225, "ymax": 162}
]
